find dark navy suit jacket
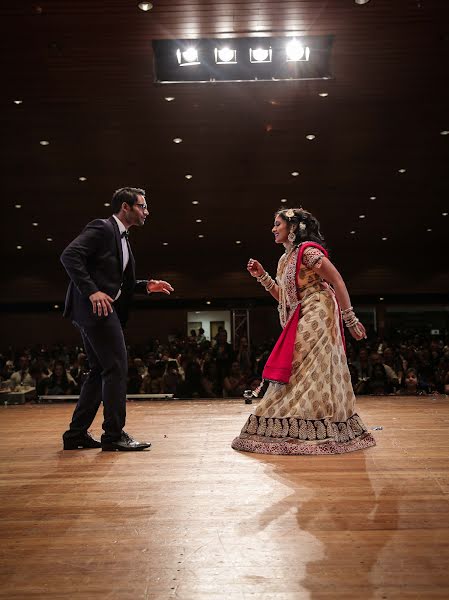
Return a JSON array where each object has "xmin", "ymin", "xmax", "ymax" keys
[{"xmin": 60, "ymin": 216, "xmax": 148, "ymax": 327}]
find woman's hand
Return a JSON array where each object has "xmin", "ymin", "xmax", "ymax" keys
[
  {"xmin": 247, "ymin": 258, "xmax": 265, "ymax": 278},
  {"xmin": 348, "ymin": 321, "xmax": 367, "ymax": 341}
]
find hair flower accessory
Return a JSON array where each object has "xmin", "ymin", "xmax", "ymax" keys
[
  {"xmin": 285, "ymin": 209, "xmax": 295, "ymax": 219},
  {"xmin": 299, "ymin": 222, "xmax": 306, "ymax": 231}
]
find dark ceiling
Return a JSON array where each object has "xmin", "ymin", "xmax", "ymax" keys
[{"xmin": 1, "ymin": 0, "xmax": 449, "ymax": 305}]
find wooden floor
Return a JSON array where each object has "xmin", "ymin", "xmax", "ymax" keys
[{"xmin": 1, "ymin": 397, "xmax": 449, "ymax": 600}]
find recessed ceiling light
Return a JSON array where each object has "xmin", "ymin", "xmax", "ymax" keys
[
  {"xmin": 291, "ymin": 171, "xmax": 299, "ymax": 176},
  {"xmin": 370, "ymin": 196, "xmax": 376, "ymax": 200},
  {"xmin": 16, "ymin": 245, "xmax": 22, "ymax": 250},
  {"xmin": 442, "ymin": 212, "xmax": 448, "ymax": 216},
  {"xmin": 32, "ymin": 222, "xmax": 38, "ymax": 227},
  {"xmin": 379, "ymin": 297, "xmax": 384, "ymax": 301},
  {"xmin": 206, "ymin": 301, "xmax": 211, "ymax": 305},
  {"xmin": 192, "ymin": 201, "xmax": 199, "ymax": 205},
  {"xmin": 138, "ymin": 2, "xmax": 153, "ymax": 11},
  {"xmin": 46, "ymin": 237, "xmax": 53, "ymax": 242},
  {"xmin": 165, "ymin": 97, "xmax": 175, "ymax": 102},
  {"xmin": 185, "ymin": 174, "xmax": 193, "ymax": 180},
  {"xmin": 104, "ymin": 202, "xmax": 110, "ymax": 207},
  {"xmin": 235, "ymin": 240, "xmax": 241, "ymax": 244},
  {"xmin": 162, "ymin": 242, "xmax": 168, "ymax": 246},
  {"xmin": 355, "ymin": 0, "xmax": 371, "ymax": 4},
  {"xmin": 381, "ymin": 237, "xmax": 388, "ymax": 241},
  {"xmin": 79, "ymin": 176, "xmax": 87, "ymax": 182},
  {"xmin": 306, "ymin": 134, "xmax": 316, "ymax": 140},
  {"xmin": 15, "ymin": 204, "xmax": 21, "ymax": 208},
  {"xmin": 13, "ymin": 99, "xmax": 23, "ymax": 105},
  {"xmin": 440, "ymin": 130, "xmax": 449, "ymax": 135},
  {"xmin": 350, "ymin": 230, "xmax": 356, "ymax": 234},
  {"xmin": 398, "ymin": 168, "xmax": 406, "ymax": 174},
  {"xmin": 196, "ymin": 219, "xmax": 202, "ymax": 223},
  {"xmin": 198, "ymin": 234, "xmax": 204, "ymax": 238},
  {"xmin": 54, "ymin": 304, "xmax": 59, "ymax": 309},
  {"xmin": 426, "ymin": 228, "xmax": 432, "ymax": 232},
  {"xmin": 359, "ymin": 214, "xmax": 366, "ymax": 219},
  {"xmin": 173, "ymin": 137, "xmax": 183, "ymax": 144},
  {"xmin": 318, "ymin": 92, "xmax": 328, "ymax": 97},
  {"xmin": 281, "ymin": 198, "xmax": 287, "ymax": 203},
  {"xmin": 39, "ymin": 140, "xmax": 49, "ymax": 146}
]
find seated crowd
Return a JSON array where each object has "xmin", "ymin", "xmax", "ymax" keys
[{"xmin": 1, "ymin": 328, "xmax": 448, "ymax": 400}]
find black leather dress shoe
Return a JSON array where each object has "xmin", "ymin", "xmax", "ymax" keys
[
  {"xmin": 63, "ymin": 431, "xmax": 102, "ymax": 450},
  {"xmin": 101, "ymin": 431, "xmax": 151, "ymax": 452}
]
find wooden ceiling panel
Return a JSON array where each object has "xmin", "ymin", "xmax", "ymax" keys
[{"xmin": 1, "ymin": 0, "xmax": 448, "ymax": 301}]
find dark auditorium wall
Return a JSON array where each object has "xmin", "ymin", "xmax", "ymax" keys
[{"xmin": 0, "ymin": 306, "xmax": 281, "ymax": 348}]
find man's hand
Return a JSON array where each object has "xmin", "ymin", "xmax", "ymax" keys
[
  {"xmin": 89, "ymin": 291, "xmax": 114, "ymax": 316},
  {"xmin": 147, "ymin": 279, "xmax": 174, "ymax": 295}
]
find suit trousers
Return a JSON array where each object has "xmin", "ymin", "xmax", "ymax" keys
[{"xmin": 66, "ymin": 311, "xmax": 128, "ymax": 443}]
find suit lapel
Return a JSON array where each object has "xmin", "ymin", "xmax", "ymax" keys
[
  {"xmin": 126, "ymin": 239, "xmax": 136, "ymax": 282},
  {"xmin": 109, "ymin": 216, "xmax": 123, "ymax": 272}
]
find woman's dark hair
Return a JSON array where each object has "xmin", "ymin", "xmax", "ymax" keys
[
  {"xmin": 404, "ymin": 367, "xmax": 418, "ymax": 380},
  {"xmin": 111, "ymin": 187, "xmax": 146, "ymax": 214},
  {"xmin": 48, "ymin": 360, "xmax": 70, "ymax": 389},
  {"xmin": 275, "ymin": 207, "xmax": 326, "ymax": 248}
]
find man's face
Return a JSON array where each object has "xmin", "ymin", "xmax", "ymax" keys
[
  {"xmin": 19, "ymin": 356, "xmax": 29, "ymax": 370},
  {"xmin": 125, "ymin": 194, "xmax": 149, "ymax": 227}
]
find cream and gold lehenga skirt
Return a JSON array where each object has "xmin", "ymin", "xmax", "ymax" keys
[{"xmin": 232, "ymin": 289, "xmax": 376, "ymax": 455}]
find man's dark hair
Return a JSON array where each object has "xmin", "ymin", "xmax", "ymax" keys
[{"xmin": 111, "ymin": 187, "xmax": 146, "ymax": 214}]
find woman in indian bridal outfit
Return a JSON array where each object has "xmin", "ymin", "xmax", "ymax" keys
[{"xmin": 232, "ymin": 208, "xmax": 376, "ymax": 455}]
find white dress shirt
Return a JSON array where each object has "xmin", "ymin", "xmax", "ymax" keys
[{"xmin": 112, "ymin": 214, "xmax": 129, "ymax": 300}]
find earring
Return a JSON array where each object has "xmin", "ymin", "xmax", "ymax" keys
[{"xmin": 288, "ymin": 231, "xmax": 296, "ymax": 243}]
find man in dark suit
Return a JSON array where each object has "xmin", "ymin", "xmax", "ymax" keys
[{"xmin": 60, "ymin": 187, "xmax": 174, "ymax": 451}]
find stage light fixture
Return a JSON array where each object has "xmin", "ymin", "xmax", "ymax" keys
[
  {"xmin": 249, "ymin": 47, "xmax": 272, "ymax": 63},
  {"xmin": 138, "ymin": 2, "xmax": 153, "ymax": 10},
  {"xmin": 214, "ymin": 47, "xmax": 237, "ymax": 64},
  {"xmin": 176, "ymin": 47, "xmax": 200, "ymax": 66},
  {"xmin": 153, "ymin": 36, "xmax": 332, "ymax": 83},
  {"xmin": 286, "ymin": 39, "xmax": 310, "ymax": 62}
]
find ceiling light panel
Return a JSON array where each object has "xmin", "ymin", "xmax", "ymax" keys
[{"xmin": 152, "ymin": 36, "xmax": 333, "ymax": 83}]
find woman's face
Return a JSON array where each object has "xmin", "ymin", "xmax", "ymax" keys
[
  {"xmin": 272, "ymin": 214, "xmax": 289, "ymax": 244},
  {"xmin": 231, "ymin": 361, "xmax": 240, "ymax": 375},
  {"xmin": 55, "ymin": 365, "xmax": 64, "ymax": 377},
  {"xmin": 405, "ymin": 372, "xmax": 418, "ymax": 387}
]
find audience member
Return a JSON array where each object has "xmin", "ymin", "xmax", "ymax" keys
[
  {"xmin": 10, "ymin": 356, "xmax": 34, "ymax": 388},
  {"xmin": 43, "ymin": 360, "xmax": 75, "ymax": 396}
]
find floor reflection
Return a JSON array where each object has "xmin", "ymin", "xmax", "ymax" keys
[{"xmin": 240, "ymin": 453, "xmax": 398, "ymax": 598}]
